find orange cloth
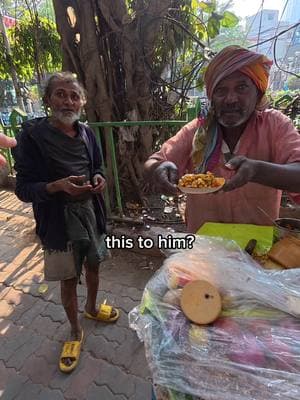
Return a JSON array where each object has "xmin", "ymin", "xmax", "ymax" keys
[
  {"xmin": 204, "ymin": 46, "xmax": 272, "ymax": 100},
  {"xmin": 240, "ymin": 59, "xmax": 272, "ymax": 94}
]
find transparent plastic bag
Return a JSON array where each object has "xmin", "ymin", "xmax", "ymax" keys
[{"xmin": 129, "ymin": 236, "xmax": 300, "ymax": 400}]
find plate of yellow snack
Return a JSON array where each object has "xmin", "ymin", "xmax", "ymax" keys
[{"xmin": 178, "ymin": 172, "xmax": 225, "ymax": 194}]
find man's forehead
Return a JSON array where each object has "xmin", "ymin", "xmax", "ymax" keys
[
  {"xmin": 52, "ymin": 81, "xmax": 82, "ymax": 93},
  {"xmin": 216, "ymin": 71, "xmax": 254, "ymax": 87}
]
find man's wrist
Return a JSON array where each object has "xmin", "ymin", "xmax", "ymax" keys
[
  {"xmin": 251, "ymin": 159, "xmax": 262, "ymax": 183},
  {"xmin": 46, "ymin": 180, "xmax": 61, "ymax": 194}
]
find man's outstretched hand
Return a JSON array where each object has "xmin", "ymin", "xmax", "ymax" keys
[
  {"xmin": 0, "ymin": 133, "xmax": 17, "ymax": 166},
  {"xmin": 222, "ymin": 156, "xmax": 257, "ymax": 191},
  {"xmin": 152, "ymin": 161, "xmax": 179, "ymax": 196}
]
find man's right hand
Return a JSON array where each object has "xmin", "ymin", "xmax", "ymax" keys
[
  {"xmin": 0, "ymin": 132, "xmax": 17, "ymax": 166},
  {"xmin": 152, "ymin": 161, "xmax": 179, "ymax": 195},
  {"xmin": 46, "ymin": 175, "xmax": 92, "ymax": 196}
]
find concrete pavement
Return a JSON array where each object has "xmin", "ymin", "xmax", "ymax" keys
[{"xmin": 0, "ymin": 189, "xmax": 162, "ymax": 400}]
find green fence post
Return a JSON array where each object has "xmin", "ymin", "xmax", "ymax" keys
[
  {"xmin": 107, "ymin": 126, "xmax": 123, "ymax": 215},
  {"xmin": 9, "ymin": 107, "xmax": 27, "ymax": 135},
  {"xmin": 3, "ymin": 126, "xmax": 13, "ymax": 174},
  {"xmin": 88, "ymin": 120, "xmax": 187, "ymax": 217}
]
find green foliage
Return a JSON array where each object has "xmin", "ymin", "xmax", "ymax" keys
[
  {"xmin": 211, "ymin": 24, "xmax": 249, "ymax": 52},
  {"xmin": 268, "ymin": 89, "xmax": 300, "ymax": 129},
  {"xmin": 199, "ymin": 1, "xmax": 216, "ymax": 13},
  {"xmin": 270, "ymin": 89, "xmax": 299, "ymax": 104},
  {"xmin": 36, "ymin": 0, "xmax": 55, "ymax": 21},
  {"xmin": 0, "ymin": 36, "xmax": 10, "ymax": 79},
  {"xmin": 207, "ymin": 14, "xmax": 221, "ymax": 38},
  {"xmin": 1, "ymin": 0, "xmax": 54, "ymax": 19},
  {"xmin": 0, "ymin": 0, "xmax": 16, "ymax": 15},
  {"xmin": 220, "ymin": 11, "xmax": 239, "ymax": 28},
  {"xmin": 287, "ymin": 76, "xmax": 300, "ymax": 91},
  {"xmin": 160, "ymin": 0, "xmax": 239, "ymax": 95},
  {"xmin": 0, "ymin": 11, "xmax": 61, "ymax": 81}
]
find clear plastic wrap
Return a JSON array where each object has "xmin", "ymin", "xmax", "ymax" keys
[{"xmin": 129, "ymin": 236, "xmax": 300, "ymax": 400}]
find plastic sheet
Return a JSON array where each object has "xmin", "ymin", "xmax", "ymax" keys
[{"xmin": 129, "ymin": 236, "xmax": 300, "ymax": 400}]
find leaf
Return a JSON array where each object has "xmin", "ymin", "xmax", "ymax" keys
[
  {"xmin": 220, "ymin": 11, "xmax": 239, "ymax": 28},
  {"xmin": 195, "ymin": 75, "xmax": 205, "ymax": 91},
  {"xmin": 6, "ymin": 11, "xmax": 62, "ymax": 81},
  {"xmin": 181, "ymin": 64, "xmax": 193, "ymax": 75},
  {"xmin": 199, "ymin": 1, "xmax": 216, "ymax": 13},
  {"xmin": 207, "ymin": 16, "xmax": 220, "ymax": 39},
  {"xmin": 211, "ymin": 12, "xmax": 223, "ymax": 21},
  {"xmin": 194, "ymin": 22, "xmax": 206, "ymax": 39}
]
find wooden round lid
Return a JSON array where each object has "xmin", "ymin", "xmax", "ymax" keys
[{"xmin": 180, "ymin": 280, "xmax": 222, "ymax": 325}]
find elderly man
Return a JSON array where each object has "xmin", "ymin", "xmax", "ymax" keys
[
  {"xmin": 14, "ymin": 72, "xmax": 119, "ymax": 373},
  {"xmin": 144, "ymin": 46, "xmax": 300, "ymax": 233}
]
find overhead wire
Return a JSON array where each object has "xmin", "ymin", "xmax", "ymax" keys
[
  {"xmin": 256, "ymin": 0, "xmax": 265, "ymax": 51},
  {"xmin": 240, "ymin": 1, "xmax": 299, "ymax": 83},
  {"xmin": 242, "ymin": 2, "xmax": 264, "ymax": 46},
  {"xmin": 245, "ymin": 19, "xmax": 300, "ymax": 82},
  {"xmin": 265, "ymin": 0, "xmax": 289, "ymax": 57},
  {"xmin": 248, "ymin": 21, "xmax": 300, "ymax": 49},
  {"xmin": 274, "ymin": 25, "xmax": 300, "ymax": 78},
  {"xmin": 273, "ymin": 2, "xmax": 300, "ymax": 80}
]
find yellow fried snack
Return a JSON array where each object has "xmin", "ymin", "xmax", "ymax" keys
[{"xmin": 178, "ymin": 172, "xmax": 225, "ymax": 188}]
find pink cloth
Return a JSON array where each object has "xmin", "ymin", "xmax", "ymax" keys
[{"xmin": 150, "ymin": 110, "xmax": 300, "ymax": 233}]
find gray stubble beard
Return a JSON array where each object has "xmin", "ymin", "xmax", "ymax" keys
[{"xmin": 52, "ymin": 110, "xmax": 81, "ymax": 125}]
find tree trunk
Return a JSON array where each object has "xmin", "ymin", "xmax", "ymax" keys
[{"xmin": 52, "ymin": 0, "xmax": 174, "ymax": 209}]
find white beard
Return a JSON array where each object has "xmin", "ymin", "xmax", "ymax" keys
[{"xmin": 52, "ymin": 110, "xmax": 81, "ymax": 125}]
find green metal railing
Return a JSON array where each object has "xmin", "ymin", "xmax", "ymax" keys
[
  {"xmin": 89, "ymin": 120, "xmax": 187, "ymax": 215},
  {"xmin": 1, "ymin": 119, "xmax": 188, "ymax": 215},
  {"xmin": 1, "ymin": 107, "xmax": 28, "ymax": 174}
]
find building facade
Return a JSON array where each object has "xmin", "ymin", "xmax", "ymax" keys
[{"xmin": 246, "ymin": 7, "xmax": 300, "ymax": 91}]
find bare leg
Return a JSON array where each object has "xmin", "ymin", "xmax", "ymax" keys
[
  {"xmin": 60, "ymin": 277, "xmax": 82, "ymax": 366},
  {"xmin": 84, "ymin": 265, "xmax": 117, "ymax": 318},
  {"xmin": 84, "ymin": 265, "xmax": 99, "ymax": 316}
]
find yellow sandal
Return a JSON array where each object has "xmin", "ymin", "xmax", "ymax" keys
[
  {"xmin": 84, "ymin": 304, "xmax": 120, "ymax": 322},
  {"xmin": 59, "ymin": 329, "xmax": 84, "ymax": 373}
]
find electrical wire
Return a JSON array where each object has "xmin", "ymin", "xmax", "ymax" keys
[
  {"xmin": 274, "ymin": 25, "xmax": 300, "ymax": 78},
  {"xmin": 273, "ymin": 5, "xmax": 299, "ymax": 79},
  {"xmin": 256, "ymin": 0, "xmax": 265, "ymax": 51},
  {"xmin": 242, "ymin": 3, "xmax": 264, "ymax": 45},
  {"xmin": 246, "ymin": 20, "xmax": 300, "ymax": 81},
  {"xmin": 248, "ymin": 21, "xmax": 300, "ymax": 49},
  {"xmin": 265, "ymin": 0, "xmax": 289, "ymax": 57},
  {"xmin": 138, "ymin": 11, "xmax": 211, "ymax": 99}
]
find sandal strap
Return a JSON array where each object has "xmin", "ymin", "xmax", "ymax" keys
[
  {"xmin": 61, "ymin": 341, "xmax": 81, "ymax": 359},
  {"xmin": 98, "ymin": 304, "xmax": 113, "ymax": 320}
]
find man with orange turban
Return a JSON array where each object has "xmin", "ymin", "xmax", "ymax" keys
[{"xmin": 145, "ymin": 45, "xmax": 300, "ymax": 232}]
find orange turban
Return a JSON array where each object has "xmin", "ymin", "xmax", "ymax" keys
[{"xmin": 204, "ymin": 46, "xmax": 273, "ymax": 100}]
